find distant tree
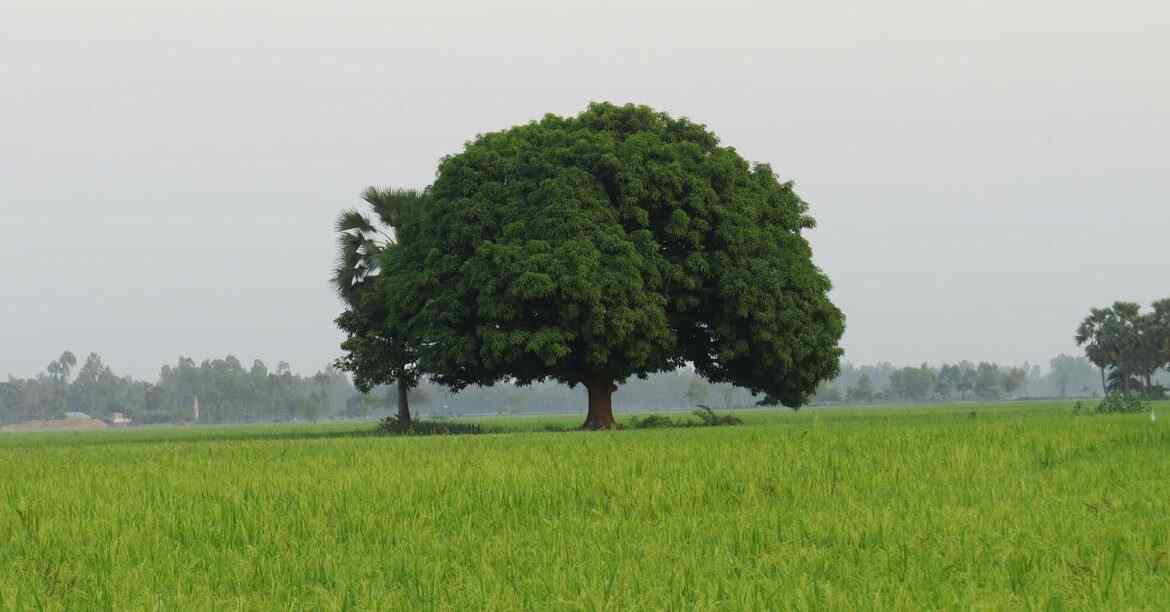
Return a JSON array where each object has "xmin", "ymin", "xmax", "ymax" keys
[
  {"xmin": 1076, "ymin": 300, "xmax": 1170, "ymax": 398},
  {"xmin": 813, "ymin": 382, "xmax": 843, "ymax": 404},
  {"xmin": 1132, "ymin": 301, "xmax": 1170, "ymax": 394},
  {"xmin": 0, "ymin": 381, "xmax": 21, "ymax": 424},
  {"xmin": 1001, "ymin": 366, "xmax": 1027, "ymax": 399},
  {"xmin": 1048, "ymin": 354, "xmax": 1096, "ymax": 397},
  {"xmin": 954, "ymin": 363, "xmax": 975, "ymax": 400},
  {"xmin": 46, "ymin": 351, "xmax": 77, "ymax": 384},
  {"xmin": 974, "ymin": 362, "xmax": 1001, "ymax": 400},
  {"xmin": 936, "ymin": 364, "xmax": 961, "ymax": 400},
  {"xmin": 1111, "ymin": 302, "xmax": 1146, "ymax": 396},
  {"xmin": 344, "ymin": 392, "xmax": 383, "ymax": 419},
  {"xmin": 1075, "ymin": 307, "xmax": 1118, "ymax": 395},
  {"xmin": 684, "ymin": 376, "xmax": 711, "ymax": 407},
  {"xmin": 42, "ymin": 351, "xmax": 77, "ymax": 417},
  {"xmin": 1150, "ymin": 299, "xmax": 1170, "ymax": 392},
  {"xmin": 887, "ymin": 364, "xmax": 935, "ymax": 402},
  {"xmin": 719, "ymin": 384, "xmax": 738, "ymax": 409},
  {"xmin": 399, "ymin": 103, "xmax": 844, "ymax": 428},
  {"xmin": 72, "ymin": 352, "xmax": 110, "ymax": 415},
  {"xmin": 847, "ymin": 374, "xmax": 875, "ymax": 404}
]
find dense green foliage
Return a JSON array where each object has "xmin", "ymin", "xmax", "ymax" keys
[
  {"xmin": 3, "ymin": 403, "xmax": 1169, "ymax": 609},
  {"xmin": 332, "ymin": 187, "xmax": 431, "ymax": 423},
  {"xmin": 375, "ymin": 415, "xmax": 485, "ymax": 436},
  {"xmin": 626, "ymin": 405, "xmax": 744, "ymax": 429},
  {"xmin": 1083, "ymin": 394, "xmax": 1151, "ymax": 415},
  {"xmin": 1076, "ymin": 299, "xmax": 1170, "ymax": 398},
  {"xmin": 398, "ymin": 103, "xmax": 844, "ymax": 422}
]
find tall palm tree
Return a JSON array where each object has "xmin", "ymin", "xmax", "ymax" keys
[
  {"xmin": 1076, "ymin": 307, "xmax": 1114, "ymax": 396},
  {"xmin": 332, "ymin": 187, "xmax": 428, "ymax": 425}
]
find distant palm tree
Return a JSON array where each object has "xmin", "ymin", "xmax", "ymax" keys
[{"xmin": 1076, "ymin": 307, "xmax": 1116, "ymax": 396}]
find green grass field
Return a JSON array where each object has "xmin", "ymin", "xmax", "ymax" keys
[{"xmin": 3, "ymin": 402, "xmax": 1169, "ymax": 610}]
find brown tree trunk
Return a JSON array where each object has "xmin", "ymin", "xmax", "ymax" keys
[
  {"xmin": 582, "ymin": 376, "xmax": 617, "ymax": 430},
  {"xmin": 396, "ymin": 381, "xmax": 411, "ymax": 425}
]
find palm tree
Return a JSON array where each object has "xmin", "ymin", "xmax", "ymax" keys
[
  {"xmin": 1076, "ymin": 307, "xmax": 1116, "ymax": 396},
  {"xmin": 332, "ymin": 187, "xmax": 428, "ymax": 426},
  {"xmin": 333, "ymin": 187, "xmax": 422, "ymax": 299}
]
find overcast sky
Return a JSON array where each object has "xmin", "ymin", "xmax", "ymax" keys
[{"xmin": 2, "ymin": 0, "xmax": 1167, "ymax": 380}]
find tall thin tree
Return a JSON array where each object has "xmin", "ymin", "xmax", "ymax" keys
[
  {"xmin": 1076, "ymin": 307, "xmax": 1117, "ymax": 396},
  {"xmin": 332, "ymin": 187, "xmax": 428, "ymax": 425}
]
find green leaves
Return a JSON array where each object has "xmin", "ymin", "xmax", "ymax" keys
[
  {"xmin": 1076, "ymin": 300, "xmax": 1170, "ymax": 398},
  {"xmin": 332, "ymin": 189, "xmax": 431, "ymax": 394},
  {"xmin": 398, "ymin": 102, "xmax": 843, "ymax": 406}
]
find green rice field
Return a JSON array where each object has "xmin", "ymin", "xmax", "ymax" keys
[{"xmin": 3, "ymin": 402, "xmax": 1169, "ymax": 610}]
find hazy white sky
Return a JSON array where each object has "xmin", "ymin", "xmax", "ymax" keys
[{"xmin": 2, "ymin": 0, "xmax": 1168, "ymax": 379}]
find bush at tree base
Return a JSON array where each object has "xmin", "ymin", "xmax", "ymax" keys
[
  {"xmin": 1074, "ymin": 394, "xmax": 1150, "ymax": 415},
  {"xmin": 625, "ymin": 406, "xmax": 744, "ymax": 429},
  {"xmin": 376, "ymin": 416, "xmax": 484, "ymax": 436}
]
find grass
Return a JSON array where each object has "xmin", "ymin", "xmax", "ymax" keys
[{"xmin": 2, "ymin": 401, "xmax": 1169, "ymax": 609}]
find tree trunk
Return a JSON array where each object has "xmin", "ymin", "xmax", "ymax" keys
[
  {"xmin": 396, "ymin": 380, "xmax": 411, "ymax": 425},
  {"xmin": 1100, "ymin": 367, "xmax": 1106, "ymax": 396},
  {"xmin": 582, "ymin": 376, "xmax": 617, "ymax": 430}
]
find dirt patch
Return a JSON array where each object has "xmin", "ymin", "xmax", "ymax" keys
[{"xmin": 1, "ymin": 418, "xmax": 110, "ymax": 432}]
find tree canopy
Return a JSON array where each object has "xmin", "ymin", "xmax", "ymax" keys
[
  {"xmin": 391, "ymin": 102, "xmax": 844, "ymax": 427},
  {"xmin": 1076, "ymin": 299, "xmax": 1170, "ymax": 398}
]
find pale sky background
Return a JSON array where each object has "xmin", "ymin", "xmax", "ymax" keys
[{"xmin": 2, "ymin": 0, "xmax": 1167, "ymax": 380}]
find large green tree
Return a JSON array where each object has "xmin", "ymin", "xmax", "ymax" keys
[
  {"xmin": 403, "ymin": 103, "xmax": 844, "ymax": 428},
  {"xmin": 1076, "ymin": 300, "xmax": 1170, "ymax": 398},
  {"xmin": 332, "ymin": 187, "xmax": 429, "ymax": 425}
]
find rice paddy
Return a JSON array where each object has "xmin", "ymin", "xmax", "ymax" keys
[{"xmin": 2, "ymin": 402, "xmax": 1169, "ymax": 610}]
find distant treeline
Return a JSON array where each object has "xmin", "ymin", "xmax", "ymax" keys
[
  {"xmin": 0, "ymin": 351, "xmax": 757, "ymax": 425},
  {"xmin": 5, "ymin": 351, "xmax": 1160, "ymax": 426},
  {"xmin": 0, "ymin": 352, "xmax": 355, "ymax": 425},
  {"xmin": 814, "ymin": 354, "xmax": 1167, "ymax": 405}
]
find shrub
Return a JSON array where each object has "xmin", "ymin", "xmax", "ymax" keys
[
  {"xmin": 692, "ymin": 405, "xmax": 744, "ymax": 426},
  {"xmin": 626, "ymin": 407, "xmax": 743, "ymax": 430},
  {"xmin": 626, "ymin": 414, "xmax": 677, "ymax": 429},
  {"xmin": 376, "ymin": 417, "xmax": 483, "ymax": 436},
  {"xmin": 1095, "ymin": 394, "xmax": 1148, "ymax": 415}
]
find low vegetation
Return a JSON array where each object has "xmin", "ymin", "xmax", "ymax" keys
[
  {"xmin": 3, "ymin": 402, "xmax": 1168, "ymax": 609},
  {"xmin": 1074, "ymin": 394, "xmax": 1152, "ymax": 415},
  {"xmin": 626, "ymin": 406, "xmax": 744, "ymax": 429},
  {"xmin": 375, "ymin": 416, "xmax": 484, "ymax": 436}
]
